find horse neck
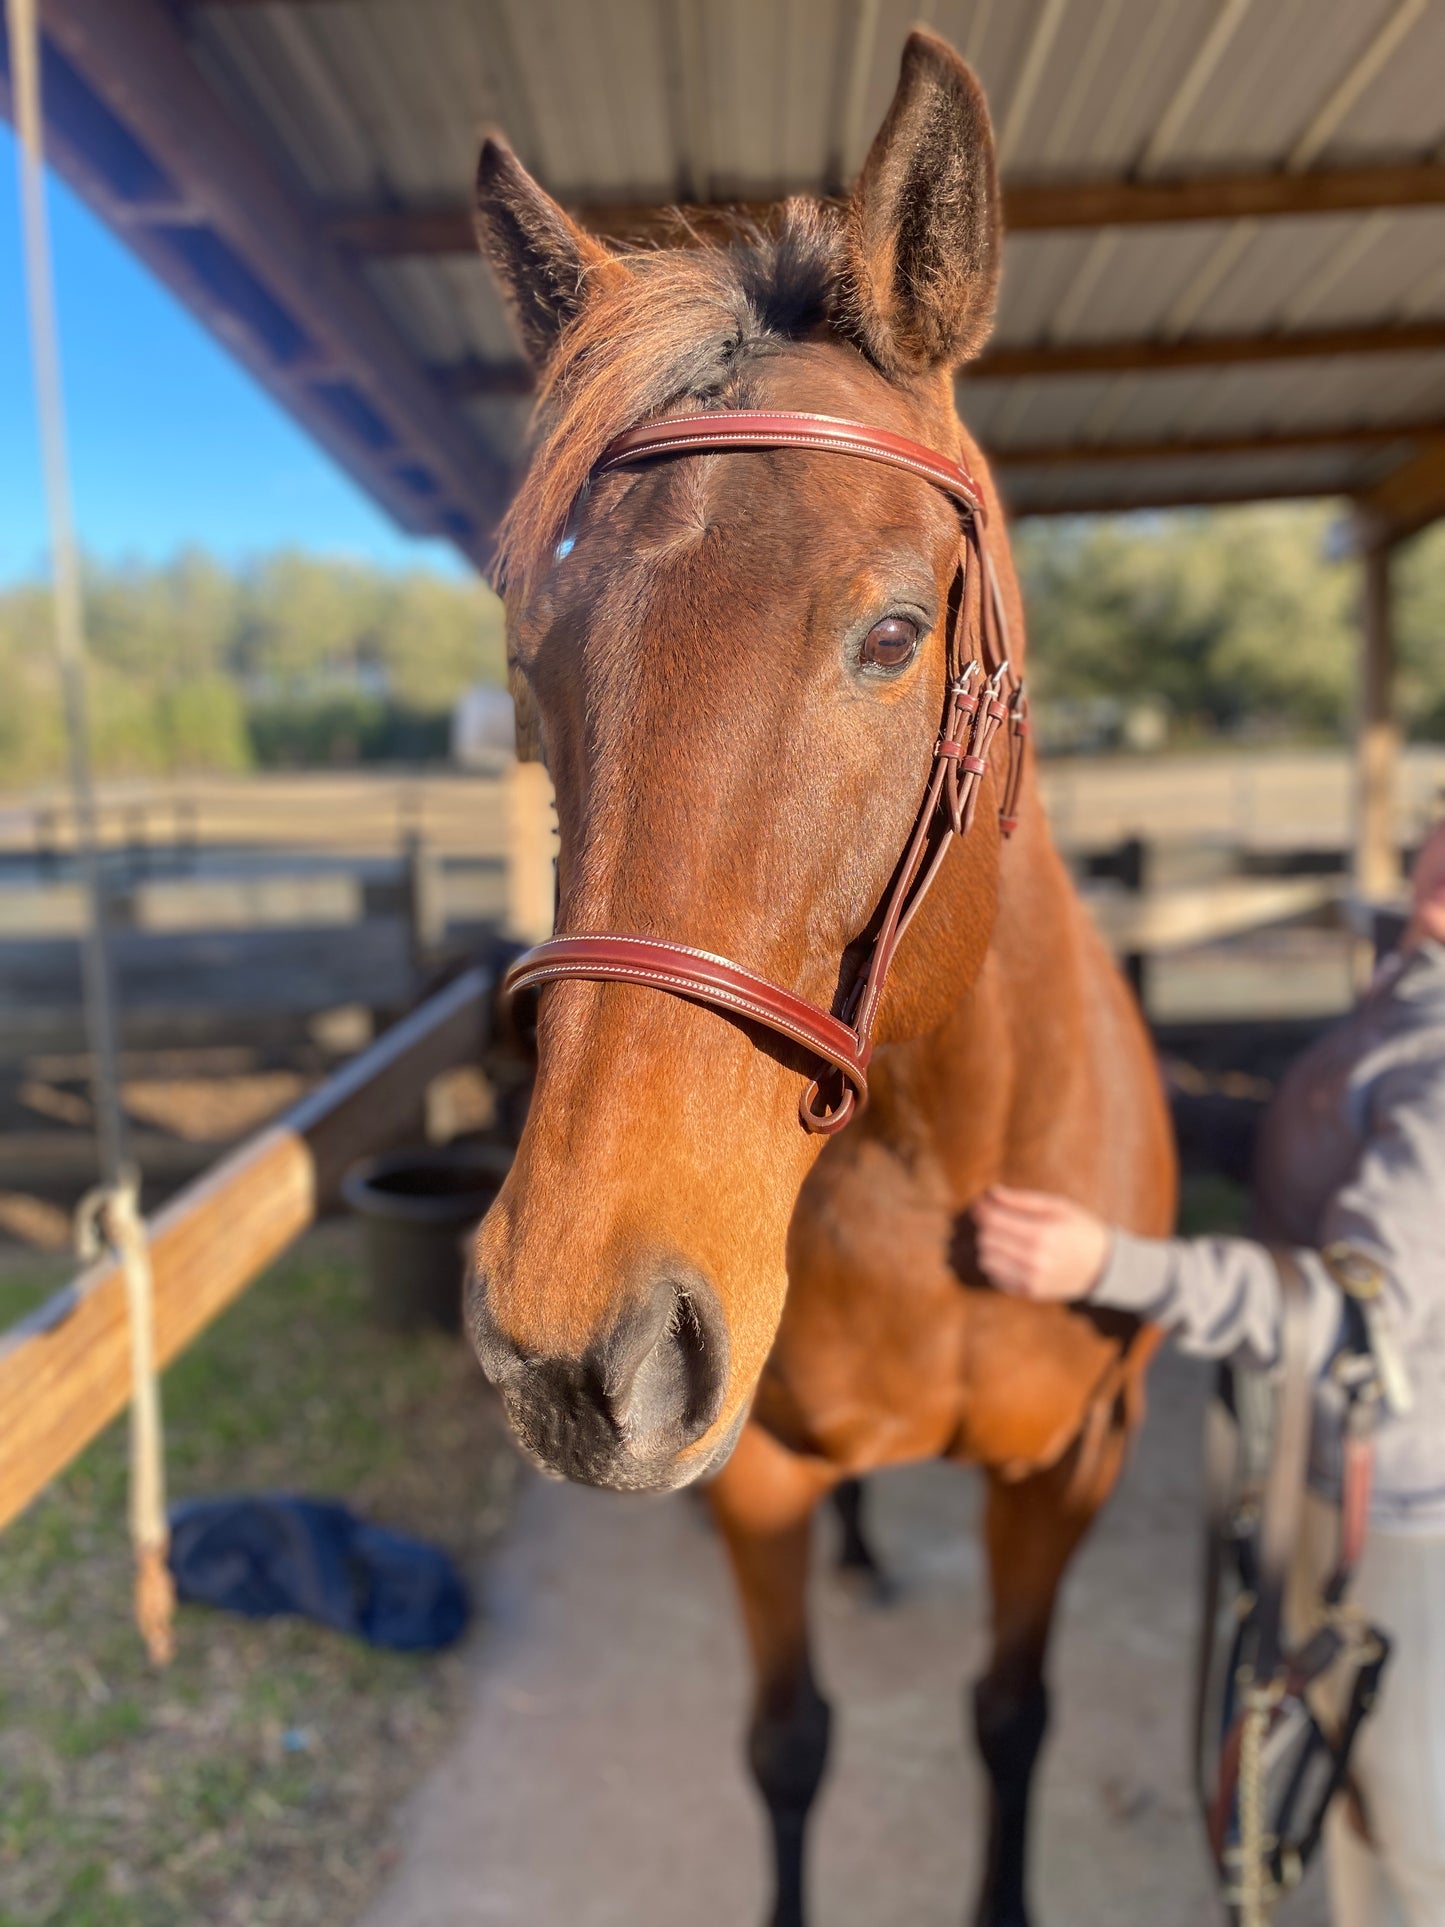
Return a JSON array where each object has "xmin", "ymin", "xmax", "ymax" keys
[{"xmin": 880, "ymin": 771, "xmax": 1099, "ymax": 1193}]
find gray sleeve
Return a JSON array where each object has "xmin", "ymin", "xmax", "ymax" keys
[
  {"xmin": 1090, "ymin": 1230, "xmax": 1345, "ymax": 1374},
  {"xmin": 1090, "ymin": 1054, "xmax": 1445, "ymax": 1374},
  {"xmin": 1318, "ymin": 1057, "xmax": 1445, "ymax": 1357}
]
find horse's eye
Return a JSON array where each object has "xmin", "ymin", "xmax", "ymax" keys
[{"xmin": 860, "ymin": 616, "xmax": 919, "ymax": 670}]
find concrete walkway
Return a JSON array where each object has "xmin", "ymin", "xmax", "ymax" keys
[{"xmin": 359, "ymin": 1349, "xmax": 1326, "ymax": 1927}]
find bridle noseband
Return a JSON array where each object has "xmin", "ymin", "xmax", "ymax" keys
[{"xmin": 503, "ymin": 410, "xmax": 1028, "ymax": 1135}]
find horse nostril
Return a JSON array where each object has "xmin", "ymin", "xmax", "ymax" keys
[
  {"xmin": 466, "ymin": 1260, "xmax": 730, "ymax": 1485},
  {"xmin": 609, "ymin": 1274, "xmax": 729, "ymax": 1453},
  {"xmin": 466, "ymin": 1270, "xmax": 527, "ymax": 1389}
]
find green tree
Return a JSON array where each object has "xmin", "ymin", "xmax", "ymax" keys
[
  {"xmin": 0, "ymin": 549, "xmax": 508, "ymax": 787},
  {"xmin": 1013, "ymin": 506, "xmax": 1360, "ymax": 744}
]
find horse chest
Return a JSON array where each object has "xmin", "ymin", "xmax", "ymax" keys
[{"xmin": 757, "ymin": 1137, "xmax": 1136, "ymax": 1479}]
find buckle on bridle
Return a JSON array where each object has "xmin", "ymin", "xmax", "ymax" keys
[{"xmin": 940, "ymin": 660, "xmax": 1010, "ymax": 837}]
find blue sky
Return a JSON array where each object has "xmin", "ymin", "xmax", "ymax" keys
[{"xmin": 0, "ymin": 123, "xmax": 467, "ymax": 583}]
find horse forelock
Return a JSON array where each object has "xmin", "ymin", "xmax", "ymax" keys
[{"xmin": 493, "ymin": 201, "xmax": 847, "ymax": 600}]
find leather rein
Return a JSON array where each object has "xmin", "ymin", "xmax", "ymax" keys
[{"xmin": 503, "ymin": 409, "xmax": 1028, "ymax": 1135}]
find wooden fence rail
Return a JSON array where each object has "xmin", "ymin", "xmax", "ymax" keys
[{"xmin": 0, "ymin": 965, "xmax": 491, "ymax": 1533}]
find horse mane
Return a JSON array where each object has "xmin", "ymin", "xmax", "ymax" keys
[{"xmin": 493, "ymin": 200, "xmax": 847, "ymax": 599}]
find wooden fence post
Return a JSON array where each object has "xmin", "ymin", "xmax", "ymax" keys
[
  {"xmin": 1354, "ymin": 539, "xmax": 1399, "ymax": 904},
  {"xmin": 504, "ymin": 761, "xmax": 557, "ymax": 943},
  {"xmin": 405, "ymin": 829, "xmax": 447, "ymax": 962},
  {"xmin": 1119, "ymin": 834, "xmax": 1149, "ymax": 1012}
]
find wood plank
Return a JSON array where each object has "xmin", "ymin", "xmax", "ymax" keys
[
  {"xmin": 1010, "ymin": 479, "xmax": 1348, "ymax": 516},
  {"xmin": 1085, "ymin": 878, "xmax": 1339, "ymax": 953},
  {"xmin": 433, "ymin": 321, "xmax": 1445, "ymax": 401},
  {"xmin": 132, "ymin": 873, "xmax": 362, "ymax": 931},
  {"xmin": 1358, "ymin": 435, "xmax": 1445, "ymax": 535},
  {"xmin": 971, "ymin": 321, "xmax": 1445, "ymax": 381},
  {"xmin": 1003, "ymin": 162, "xmax": 1445, "ymax": 229},
  {"xmin": 321, "ymin": 163, "xmax": 1445, "ymax": 258},
  {"xmin": 1354, "ymin": 544, "xmax": 1400, "ymax": 899},
  {"xmin": 0, "ymin": 966, "xmax": 491, "ymax": 1531},
  {"xmin": 0, "ymin": 921, "xmax": 415, "ymax": 1015},
  {"xmin": 0, "ymin": 1130, "xmax": 225, "ymax": 1185},
  {"xmin": 995, "ymin": 420, "xmax": 1445, "ymax": 468}
]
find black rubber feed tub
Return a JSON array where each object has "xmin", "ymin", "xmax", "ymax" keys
[{"xmin": 342, "ymin": 1143, "xmax": 513, "ymax": 1333}]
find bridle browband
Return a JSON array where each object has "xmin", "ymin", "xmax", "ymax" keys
[{"xmin": 503, "ymin": 410, "xmax": 1029, "ymax": 1135}]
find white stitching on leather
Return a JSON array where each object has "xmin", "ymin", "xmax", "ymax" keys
[
  {"xmin": 506, "ymin": 956, "xmax": 866, "ymax": 1080},
  {"xmin": 598, "ymin": 414, "xmax": 981, "ymax": 510}
]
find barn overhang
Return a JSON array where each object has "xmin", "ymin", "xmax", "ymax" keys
[{"xmin": 6, "ymin": 0, "xmax": 1445, "ymax": 554}]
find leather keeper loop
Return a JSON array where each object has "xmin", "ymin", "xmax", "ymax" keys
[{"xmin": 799, "ymin": 1075, "xmax": 857, "ymax": 1135}]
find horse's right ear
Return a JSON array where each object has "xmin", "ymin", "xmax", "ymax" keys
[
  {"xmin": 841, "ymin": 31, "xmax": 1000, "ymax": 375},
  {"xmin": 473, "ymin": 136, "xmax": 611, "ymax": 369}
]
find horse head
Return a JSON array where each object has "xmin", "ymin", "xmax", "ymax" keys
[{"xmin": 468, "ymin": 31, "xmax": 1015, "ymax": 1492}]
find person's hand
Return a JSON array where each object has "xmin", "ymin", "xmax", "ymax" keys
[{"xmin": 974, "ymin": 1185, "xmax": 1112, "ymax": 1302}]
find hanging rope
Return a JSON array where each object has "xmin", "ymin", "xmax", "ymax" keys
[
  {"xmin": 7, "ymin": 0, "xmax": 174, "ymax": 1664},
  {"xmin": 77, "ymin": 1180, "xmax": 176, "ymax": 1665}
]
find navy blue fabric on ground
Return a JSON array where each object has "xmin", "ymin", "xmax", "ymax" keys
[{"xmin": 168, "ymin": 1494, "xmax": 470, "ymax": 1650}]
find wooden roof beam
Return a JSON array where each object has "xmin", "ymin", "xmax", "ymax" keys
[
  {"xmin": 1007, "ymin": 160, "xmax": 1445, "ymax": 228},
  {"xmin": 1357, "ymin": 438, "xmax": 1445, "ymax": 540},
  {"xmin": 972, "ymin": 320, "xmax": 1445, "ymax": 380},
  {"xmin": 436, "ymin": 323, "xmax": 1445, "ymax": 402},
  {"xmin": 1010, "ymin": 480, "xmax": 1349, "ymax": 518},
  {"xmin": 324, "ymin": 163, "xmax": 1445, "ymax": 259},
  {"xmin": 327, "ymin": 200, "xmax": 788, "ymax": 256},
  {"xmin": 994, "ymin": 420, "xmax": 1445, "ymax": 467}
]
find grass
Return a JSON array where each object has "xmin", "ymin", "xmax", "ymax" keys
[
  {"xmin": 0, "ymin": 1253, "xmax": 74, "ymax": 1333},
  {"xmin": 1176, "ymin": 1170, "xmax": 1251, "ymax": 1237},
  {"xmin": 0, "ymin": 1224, "xmax": 516, "ymax": 1927}
]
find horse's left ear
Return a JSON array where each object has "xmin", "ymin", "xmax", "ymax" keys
[
  {"xmin": 841, "ymin": 30, "xmax": 1001, "ymax": 374},
  {"xmin": 473, "ymin": 135, "xmax": 613, "ymax": 369}
]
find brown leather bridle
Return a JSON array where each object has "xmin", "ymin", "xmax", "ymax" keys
[{"xmin": 503, "ymin": 410, "xmax": 1028, "ymax": 1135}]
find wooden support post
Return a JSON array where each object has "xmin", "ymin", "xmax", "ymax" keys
[
  {"xmin": 1354, "ymin": 541, "xmax": 1399, "ymax": 907},
  {"xmin": 504, "ymin": 762, "xmax": 557, "ymax": 944}
]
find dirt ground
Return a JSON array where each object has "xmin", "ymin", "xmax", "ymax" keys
[{"xmin": 357, "ymin": 1345, "xmax": 1328, "ymax": 1927}]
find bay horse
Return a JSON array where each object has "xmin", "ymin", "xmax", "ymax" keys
[{"xmin": 468, "ymin": 30, "xmax": 1175, "ymax": 1927}]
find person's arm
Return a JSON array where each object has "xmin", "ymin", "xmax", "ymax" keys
[
  {"xmin": 974, "ymin": 1056, "xmax": 1445, "ymax": 1375},
  {"xmin": 974, "ymin": 1187, "xmax": 1344, "ymax": 1372}
]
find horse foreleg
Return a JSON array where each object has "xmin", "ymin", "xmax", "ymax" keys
[
  {"xmin": 970, "ymin": 1425, "xmax": 1130, "ymax": 1927},
  {"xmin": 707, "ymin": 1422, "xmax": 836, "ymax": 1927}
]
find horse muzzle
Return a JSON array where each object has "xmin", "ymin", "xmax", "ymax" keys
[{"xmin": 467, "ymin": 1260, "xmax": 734, "ymax": 1492}]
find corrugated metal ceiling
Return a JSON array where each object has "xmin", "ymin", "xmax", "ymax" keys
[{"xmin": 56, "ymin": 0, "xmax": 1445, "ymax": 534}]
